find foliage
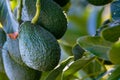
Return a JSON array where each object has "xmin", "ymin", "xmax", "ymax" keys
[{"xmin": 1, "ymin": 0, "xmax": 120, "ymax": 80}]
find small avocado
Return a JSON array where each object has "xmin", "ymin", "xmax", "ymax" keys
[
  {"xmin": 53, "ymin": 0, "xmax": 70, "ymax": 7},
  {"xmin": 2, "ymin": 42, "xmax": 41, "ymax": 80},
  {"xmin": 87, "ymin": 0, "xmax": 113, "ymax": 6},
  {"xmin": 19, "ymin": 21, "xmax": 61, "ymax": 71},
  {"xmin": 22, "ymin": 0, "xmax": 67, "ymax": 39}
]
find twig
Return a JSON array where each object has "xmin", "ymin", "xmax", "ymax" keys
[{"xmin": 31, "ymin": 0, "xmax": 41, "ymax": 24}]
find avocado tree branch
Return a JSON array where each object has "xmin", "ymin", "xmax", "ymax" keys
[{"xmin": 31, "ymin": 0, "xmax": 41, "ymax": 24}]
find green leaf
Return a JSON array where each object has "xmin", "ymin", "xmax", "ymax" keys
[
  {"xmin": 101, "ymin": 25, "xmax": 120, "ymax": 42},
  {"xmin": 62, "ymin": 57, "xmax": 95, "ymax": 80},
  {"xmin": 72, "ymin": 44, "xmax": 85, "ymax": 60},
  {"xmin": 109, "ymin": 40, "xmax": 120, "ymax": 65},
  {"xmin": 60, "ymin": 42, "xmax": 73, "ymax": 56},
  {"xmin": 111, "ymin": 0, "xmax": 120, "ymax": 20},
  {"xmin": 107, "ymin": 66, "xmax": 120, "ymax": 80},
  {"xmin": 83, "ymin": 59, "xmax": 106, "ymax": 78},
  {"xmin": 96, "ymin": 7, "xmax": 104, "ymax": 29},
  {"xmin": 77, "ymin": 36, "xmax": 113, "ymax": 60},
  {"xmin": 45, "ymin": 56, "xmax": 73, "ymax": 80},
  {"xmin": 0, "ymin": 72, "xmax": 9, "ymax": 80}
]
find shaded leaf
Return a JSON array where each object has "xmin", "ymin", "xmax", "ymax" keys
[
  {"xmin": 62, "ymin": 57, "xmax": 95, "ymax": 80},
  {"xmin": 72, "ymin": 44, "xmax": 85, "ymax": 60},
  {"xmin": 101, "ymin": 25, "xmax": 120, "ymax": 42},
  {"xmin": 0, "ymin": 72, "xmax": 9, "ymax": 80},
  {"xmin": 77, "ymin": 36, "xmax": 113, "ymax": 60}
]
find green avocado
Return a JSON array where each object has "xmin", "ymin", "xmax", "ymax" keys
[
  {"xmin": 53, "ymin": 0, "xmax": 70, "ymax": 7},
  {"xmin": 7, "ymin": 37, "xmax": 26, "ymax": 66},
  {"xmin": 22, "ymin": 0, "xmax": 67, "ymax": 39},
  {"xmin": 19, "ymin": 21, "xmax": 61, "ymax": 71},
  {"xmin": 2, "ymin": 42, "xmax": 41, "ymax": 80},
  {"xmin": 0, "ymin": 27, "xmax": 6, "ymax": 73},
  {"xmin": 87, "ymin": 0, "xmax": 113, "ymax": 6}
]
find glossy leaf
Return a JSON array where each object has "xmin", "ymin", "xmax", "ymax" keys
[
  {"xmin": 62, "ymin": 57, "xmax": 95, "ymax": 80},
  {"xmin": 107, "ymin": 66, "xmax": 120, "ymax": 80},
  {"xmin": 77, "ymin": 36, "xmax": 113, "ymax": 60},
  {"xmin": 83, "ymin": 59, "xmax": 106, "ymax": 78},
  {"xmin": 101, "ymin": 25, "xmax": 120, "ymax": 42},
  {"xmin": 109, "ymin": 40, "xmax": 120, "ymax": 65},
  {"xmin": 45, "ymin": 56, "xmax": 73, "ymax": 80}
]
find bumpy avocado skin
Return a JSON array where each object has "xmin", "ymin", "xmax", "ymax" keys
[
  {"xmin": 22, "ymin": 0, "xmax": 67, "ymax": 39},
  {"xmin": 7, "ymin": 37, "xmax": 26, "ymax": 66},
  {"xmin": 87, "ymin": 0, "xmax": 113, "ymax": 6},
  {"xmin": 2, "ymin": 42, "xmax": 41, "ymax": 80},
  {"xmin": 19, "ymin": 21, "xmax": 61, "ymax": 71},
  {"xmin": 53, "ymin": 0, "xmax": 70, "ymax": 7},
  {"xmin": 0, "ymin": 28, "xmax": 6, "ymax": 73}
]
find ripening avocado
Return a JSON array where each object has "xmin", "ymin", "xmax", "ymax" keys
[
  {"xmin": 2, "ymin": 42, "xmax": 41, "ymax": 80},
  {"xmin": 0, "ymin": 27, "xmax": 6, "ymax": 73},
  {"xmin": 53, "ymin": 0, "xmax": 70, "ymax": 7},
  {"xmin": 87, "ymin": 0, "xmax": 113, "ymax": 6},
  {"xmin": 22, "ymin": 0, "xmax": 67, "ymax": 39},
  {"xmin": 19, "ymin": 21, "xmax": 61, "ymax": 71},
  {"xmin": 7, "ymin": 37, "xmax": 26, "ymax": 66}
]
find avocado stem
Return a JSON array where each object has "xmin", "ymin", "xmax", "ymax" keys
[
  {"xmin": 17, "ymin": 0, "xmax": 23, "ymax": 23},
  {"xmin": 31, "ymin": 0, "xmax": 41, "ymax": 24}
]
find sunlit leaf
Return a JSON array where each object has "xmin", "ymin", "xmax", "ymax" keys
[
  {"xmin": 77, "ymin": 36, "xmax": 113, "ymax": 60},
  {"xmin": 60, "ymin": 42, "xmax": 73, "ymax": 56},
  {"xmin": 107, "ymin": 66, "xmax": 120, "ymax": 80},
  {"xmin": 10, "ymin": 0, "xmax": 17, "ymax": 11},
  {"xmin": 109, "ymin": 40, "xmax": 120, "ymax": 65},
  {"xmin": 83, "ymin": 59, "xmax": 106, "ymax": 78},
  {"xmin": 62, "ymin": 57, "xmax": 95, "ymax": 80}
]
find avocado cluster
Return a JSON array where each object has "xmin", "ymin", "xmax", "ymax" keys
[
  {"xmin": 87, "ymin": 0, "xmax": 113, "ymax": 6},
  {"xmin": 0, "ymin": 0, "xmax": 67, "ymax": 80}
]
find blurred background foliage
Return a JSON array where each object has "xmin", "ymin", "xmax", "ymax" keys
[{"xmin": 7, "ymin": 0, "xmax": 120, "ymax": 80}]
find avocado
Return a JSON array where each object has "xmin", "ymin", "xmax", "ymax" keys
[
  {"xmin": 53, "ymin": 0, "xmax": 70, "ymax": 7},
  {"xmin": 0, "ymin": 27, "xmax": 6, "ymax": 73},
  {"xmin": 2, "ymin": 42, "xmax": 41, "ymax": 80},
  {"xmin": 87, "ymin": 0, "xmax": 113, "ymax": 6},
  {"xmin": 22, "ymin": 0, "xmax": 67, "ymax": 39},
  {"xmin": 7, "ymin": 37, "xmax": 26, "ymax": 66},
  {"xmin": 19, "ymin": 21, "xmax": 61, "ymax": 71}
]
